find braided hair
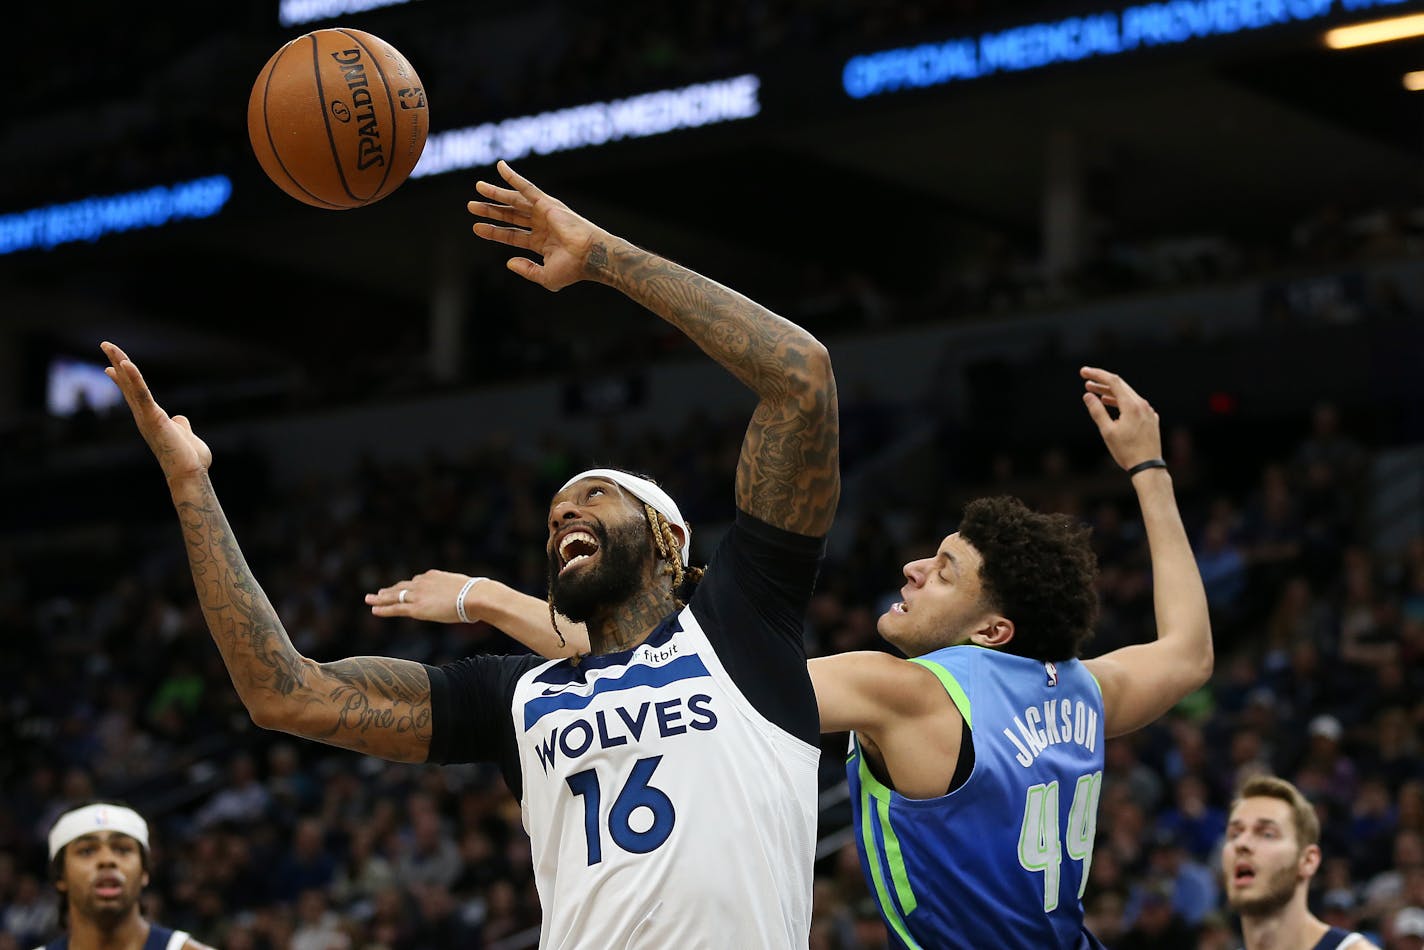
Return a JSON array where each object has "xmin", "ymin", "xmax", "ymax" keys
[
  {"xmin": 548, "ymin": 504, "xmax": 704, "ymax": 650},
  {"xmin": 644, "ymin": 504, "xmax": 705, "ymax": 606}
]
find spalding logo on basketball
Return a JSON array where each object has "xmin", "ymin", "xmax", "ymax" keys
[{"xmin": 247, "ymin": 28, "xmax": 429, "ymax": 210}]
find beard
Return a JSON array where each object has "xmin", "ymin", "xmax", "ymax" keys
[
  {"xmin": 548, "ymin": 518, "xmax": 649, "ymax": 623},
  {"xmin": 1228, "ymin": 862, "xmax": 1299, "ymax": 917}
]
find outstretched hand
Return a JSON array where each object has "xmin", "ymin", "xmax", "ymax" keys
[
  {"xmin": 365, "ymin": 569, "xmax": 472, "ymax": 623},
  {"xmin": 1080, "ymin": 366, "xmax": 1162, "ymax": 471},
  {"xmin": 101, "ymin": 342, "xmax": 212, "ymax": 484},
  {"xmin": 467, "ymin": 160, "xmax": 607, "ymax": 291}
]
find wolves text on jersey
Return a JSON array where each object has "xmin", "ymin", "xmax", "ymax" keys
[{"xmin": 533, "ymin": 695, "xmax": 719, "ymax": 774}]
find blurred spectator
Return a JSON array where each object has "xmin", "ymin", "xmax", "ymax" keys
[
  {"xmin": 270, "ymin": 819, "xmax": 338, "ymax": 903},
  {"xmin": 1115, "ymin": 880, "xmax": 1197, "ymax": 950},
  {"xmin": 1196, "ymin": 510, "xmax": 1248, "ymax": 619},
  {"xmin": 1387, "ymin": 906, "xmax": 1424, "ymax": 950},
  {"xmin": 193, "ymin": 755, "xmax": 270, "ymax": 831},
  {"xmin": 291, "ymin": 889, "xmax": 349, "ymax": 950}
]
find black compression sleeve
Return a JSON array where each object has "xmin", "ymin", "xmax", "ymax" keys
[
  {"xmin": 425, "ymin": 654, "xmax": 543, "ymax": 798},
  {"xmin": 689, "ymin": 511, "xmax": 824, "ymax": 746}
]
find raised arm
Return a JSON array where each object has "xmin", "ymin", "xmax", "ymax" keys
[
  {"xmin": 366, "ymin": 570, "xmax": 589, "ymax": 659},
  {"xmin": 102, "ymin": 343, "xmax": 433, "ymax": 763},
  {"xmin": 1080, "ymin": 367, "xmax": 1213, "ymax": 738},
  {"xmin": 468, "ymin": 160, "xmax": 840, "ymax": 537}
]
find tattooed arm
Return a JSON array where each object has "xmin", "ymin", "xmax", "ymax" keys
[
  {"xmin": 102, "ymin": 343, "xmax": 432, "ymax": 763},
  {"xmin": 468, "ymin": 161, "xmax": 840, "ymax": 537}
]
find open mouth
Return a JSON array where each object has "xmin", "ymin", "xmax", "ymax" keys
[
  {"xmin": 94, "ymin": 875, "xmax": 124, "ymax": 899},
  {"xmin": 558, "ymin": 529, "xmax": 600, "ymax": 574},
  {"xmin": 1232, "ymin": 863, "xmax": 1256, "ymax": 887},
  {"xmin": 891, "ymin": 601, "xmax": 909, "ymax": 614}
]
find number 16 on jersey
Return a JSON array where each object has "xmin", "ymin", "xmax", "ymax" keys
[{"xmin": 567, "ymin": 755, "xmax": 678, "ymax": 865}]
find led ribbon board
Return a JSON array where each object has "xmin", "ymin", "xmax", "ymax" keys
[
  {"xmin": 279, "ymin": 0, "xmax": 414, "ymax": 27},
  {"xmin": 411, "ymin": 75, "xmax": 761, "ymax": 179},
  {"xmin": 0, "ymin": 176, "xmax": 232, "ymax": 257},
  {"xmin": 843, "ymin": 0, "xmax": 1415, "ymax": 98}
]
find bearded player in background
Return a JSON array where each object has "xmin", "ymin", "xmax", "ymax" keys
[{"xmin": 1224, "ymin": 776, "xmax": 1379, "ymax": 950}]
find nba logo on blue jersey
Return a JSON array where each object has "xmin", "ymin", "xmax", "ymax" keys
[{"xmin": 1045, "ymin": 662, "xmax": 1059, "ymax": 687}]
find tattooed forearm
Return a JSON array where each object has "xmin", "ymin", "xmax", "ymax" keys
[
  {"xmin": 585, "ymin": 239, "xmax": 840, "ymax": 536},
  {"xmin": 586, "ymin": 239, "xmax": 816, "ymax": 400},
  {"xmin": 174, "ymin": 476, "xmax": 309, "ymax": 701},
  {"xmin": 169, "ymin": 475, "xmax": 432, "ymax": 762}
]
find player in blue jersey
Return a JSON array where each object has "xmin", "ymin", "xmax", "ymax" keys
[
  {"xmin": 383, "ymin": 367, "xmax": 1211, "ymax": 948},
  {"xmin": 1224, "ymin": 776, "xmax": 1379, "ymax": 950},
  {"xmin": 35, "ymin": 803, "xmax": 213, "ymax": 950},
  {"xmin": 101, "ymin": 159, "xmax": 839, "ymax": 948},
  {"xmin": 809, "ymin": 367, "xmax": 1212, "ymax": 949}
]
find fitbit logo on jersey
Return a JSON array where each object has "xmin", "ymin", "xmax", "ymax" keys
[
  {"xmin": 1003, "ymin": 698, "xmax": 1098, "ymax": 768},
  {"xmin": 534, "ymin": 695, "xmax": 718, "ymax": 774},
  {"xmin": 330, "ymin": 48, "xmax": 385, "ymax": 169}
]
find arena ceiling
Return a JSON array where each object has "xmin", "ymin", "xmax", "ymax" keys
[{"xmin": 4, "ymin": 2, "xmax": 1422, "ymax": 408}]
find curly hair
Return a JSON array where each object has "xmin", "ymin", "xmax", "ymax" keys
[{"xmin": 957, "ymin": 496, "xmax": 1099, "ymax": 661}]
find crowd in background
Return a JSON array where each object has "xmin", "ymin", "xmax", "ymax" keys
[
  {"xmin": 3, "ymin": 357, "xmax": 1423, "ymax": 948},
  {"xmin": 6, "ymin": 2, "xmax": 1424, "ymax": 947}
]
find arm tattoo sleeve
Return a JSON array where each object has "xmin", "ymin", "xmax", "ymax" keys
[
  {"xmin": 588, "ymin": 241, "xmax": 840, "ymax": 536},
  {"xmin": 172, "ymin": 475, "xmax": 432, "ymax": 762}
]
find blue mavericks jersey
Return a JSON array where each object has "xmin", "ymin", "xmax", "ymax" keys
[{"xmin": 848, "ymin": 646, "xmax": 1108, "ymax": 950}]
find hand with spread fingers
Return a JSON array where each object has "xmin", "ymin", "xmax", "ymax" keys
[
  {"xmin": 467, "ymin": 159, "xmax": 607, "ymax": 292},
  {"xmin": 1079, "ymin": 365, "xmax": 1163, "ymax": 472},
  {"xmin": 365, "ymin": 569, "xmax": 472, "ymax": 624},
  {"xmin": 101, "ymin": 341, "xmax": 213, "ymax": 484}
]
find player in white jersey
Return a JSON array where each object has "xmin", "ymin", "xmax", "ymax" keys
[
  {"xmin": 1224, "ymin": 776, "xmax": 1379, "ymax": 950},
  {"xmin": 100, "ymin": 159, "xmax": 839, "ymax": 948}
]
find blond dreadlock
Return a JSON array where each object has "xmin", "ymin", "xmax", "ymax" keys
[
  {"xmin": 644, "ymin": 504, "xmax": 705, "ymax": 608},
  {"xmin": 546, "ymin": 503, "xmax": 704, "ymax": 651}
]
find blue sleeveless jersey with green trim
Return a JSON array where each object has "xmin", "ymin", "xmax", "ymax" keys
[{"xmin": 847, "ymin": 646, "xmax": 1108, "ymax": 950}]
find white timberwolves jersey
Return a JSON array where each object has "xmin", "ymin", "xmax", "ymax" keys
[{"xmin": 512, "ymin": 604, "xmax": 819, "ymax": 949}]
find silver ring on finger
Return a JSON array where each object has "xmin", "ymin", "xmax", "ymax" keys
[{"xmin": 398, "ymin": 589, "xmax": 409, "ymax": 604}]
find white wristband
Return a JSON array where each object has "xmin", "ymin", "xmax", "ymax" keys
[{"xmin": 455, "ymin": 576, "xmax": 486, "ymax": 624}]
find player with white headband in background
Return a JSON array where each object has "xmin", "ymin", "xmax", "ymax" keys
[
  {"xmin": 35, "ymin": 803, "xmax": 213, "ymax": 950},
  {"xmin": 104, "ymin": 158, "xmax": 839, "ymax": 948}
]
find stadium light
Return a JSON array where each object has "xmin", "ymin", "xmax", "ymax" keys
[
  {"xmin": 1325, "ymin": 12, "xmax": 1424, "ymax": 49},
  {"xmin": 1404, "ymin": 69, "xmax": 1424, "ymax": 90}
]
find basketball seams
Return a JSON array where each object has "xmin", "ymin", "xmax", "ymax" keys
[
  {"xmin": 261, "ymin": 40, "xmax": 345, "ymax": 209},
  {"xmin": 310, "ymin": 33, "xmax": 361, "ymax": 204},
  {"xmin": 248, "ymin": 28, "xmax": 423, "ymax": 209},
  {"xmin": 334, "ymin": 29, "xmax": 399, "ymax": 202}
]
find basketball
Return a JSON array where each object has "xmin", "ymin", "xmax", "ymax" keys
[{"xmin": 247, "ymin": 28, "xmax": 429, "ymax": 210}]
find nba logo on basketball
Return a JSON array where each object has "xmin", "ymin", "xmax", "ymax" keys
[
  {"xmin": 398, "ymin": 87, "xmax": 426, "ymax": 110},
  {"xmin": 1044, "ymin": 662, "xmax": 1058, "ymax": 687}
]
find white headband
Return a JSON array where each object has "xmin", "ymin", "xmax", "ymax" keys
[
  {"xmin": 49, "ymin": 804, "xmax": 149, "ymax": 860},
  {"xmin": 560, "ymin": 469, "xmax": 690, "ymax": 566}
]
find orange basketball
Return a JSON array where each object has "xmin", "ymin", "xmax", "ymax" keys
[{"xmin": 247, "ymin": 28, "xmax": 429, "ymax": 210}]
